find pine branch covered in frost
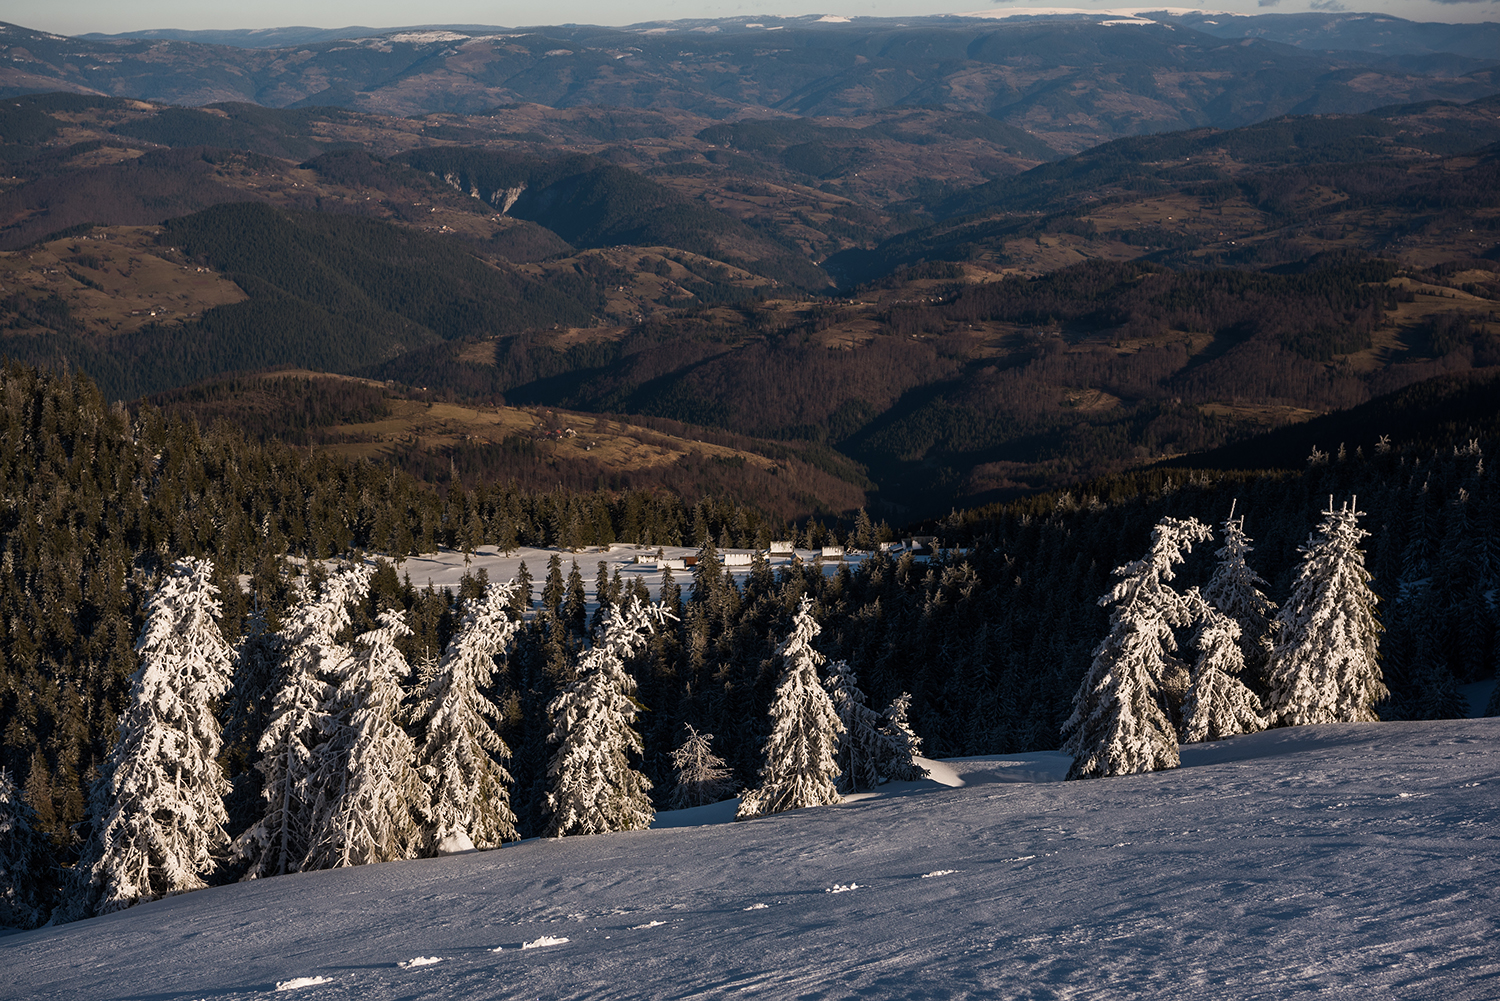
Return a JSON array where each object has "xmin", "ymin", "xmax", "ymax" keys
[
  {"xmin": 1061, "ymin": 517, "xmax": 1212, "ymax": 780},
  {"xmin": 546, "ymin": 598, "xmax": 669, "ymax": 837},
  {"xmin": 1202, "ymin": 504, "xmax": 1277, "ymax": 677},
  {"xmin": 669, "ymin": 724, "xmax": 735, "ymax": 810},
  {"xmin": 825, "ymin": 660, "xmax": 885, "ymax": 793},
  {"xmin": 876, "ymin": 692, "xmax": 928, "ymax": 782},
  {"xmin": 1180, "ymin": 595, "xmax": 1267, "ymax": 744},
  {"xmin": 84, "ymin": 558, "xmax": 236, "ymax": 913},
  {"xmin": 0, "ymin": 768, "xmax": 55, "ymax": 929},
  {"xmin": 416, "ymin": 580, "xmax": 523, "ymax": 852},
  {"xmin": 237, "ymin": 564, "xmax": 370, "ymax": 879},
  {"xmin": 303, "ymin": 610, "xmax": 426, "ymax": 869},
  {"xmin": 1267, "ymin": 498, "xmax": 1386, "ymax": 726},
  {"xmin": 737, "ymin": 596, "xmax": 844, "ymax": 818}
]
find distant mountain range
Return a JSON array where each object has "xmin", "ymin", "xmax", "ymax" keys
[
  {"xmin": 4, "ymin": 13, "xmax": 1495, "ymax": 152},
  {"xmin": 71, "ymin": 11, "xmax": 1500, "ymax": 61}
]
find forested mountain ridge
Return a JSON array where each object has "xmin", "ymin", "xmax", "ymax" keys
[
  {"xmin": 2, "ymin": 356, "xmax": 1494, "ymax": 899},
  {"xmin": 0, "ymin": 15, "xmax": 1495, "ymax": 519}
]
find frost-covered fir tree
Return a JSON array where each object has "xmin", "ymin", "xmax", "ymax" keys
[
  {"xmin": 545, "ymin": 599, "xmax": 668, "ymax": 836},
  {"xmin": 1266, "ymin": 498, "xmax": 1387, "ymax": 726},
  {"xmin": 303, "ymin": 610, "xmax": 426, "ymax": 869},
  {"xmin": 0, "ymin": 768, "xmax": 55, "ymax": 929},
  {"xmin": 1179, "ymin": 596, "xmax": 1267, "ymax": 744},
  {"xmin": 668, "ymin": 724, "xmax": 736, "ymax": 810},
  {"xmin": 875, "ymin": 692, "xmax": 928, "ymax": 782},
  {"xmin": 85, "ymin": 557, "xmax": 236, "ymax": 913},
  {"xmin": 824, "ymin": 660, "xmax": 885, "ymax": 793},
  {"xmin": 1061, "ymin": 517, "xmax": 1212, "ymax": 780},
  {"xmin": 1201, "ymin": 503, "xmax": 1277, "ymax": 677},
  {"xmin": 415, "ymin": 580, "xmax": 523, "ymax": 853},
  {"xmin": 238, "ymin": 564, "xmax": 371, "ymax": 879},
  {"xmin": 737, "ymin": 596, "xmax": 844, "ymax": 818}
]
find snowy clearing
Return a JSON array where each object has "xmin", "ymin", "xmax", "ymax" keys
[{"xmin": 6, "ymin": 719, "xmax": 1499, "ymax": 999}]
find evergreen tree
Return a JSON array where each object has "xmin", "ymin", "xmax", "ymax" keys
[
  {"xmin": 875, "ymin": 692, "xmax": 928, "ymax": 782},
  {"xmin": 415, "ymin": 580, "xmax": 523, "ymax": 852},
  {"xmin": 668, "ymin": 724, "xmax": 736, "ymax": 810},
  {"xmin": 85, "ymin": 558, "xmax": 235, "ymax": 913},
  {"xmin": 824, "ymin": 660, "xmax": 885, "ymax": 793},
  {"xmin": 564, "ymin": 560, "xmax": 587, "ymax": 635},
  {"xmin": 737, "ymin": 597, "xmax": 844, "ymax": 819},
  {"xmin": 542, "ymin": 554, "xmax": 565, "ymax": 616},
  {"xmin": 1201, "ymin": 504, "xmax": 1277, "ymax": 680},
  {"xmin": 512, "ymin": 560, "xmax": 534, "ymax": 616},
  {"xmin": 545, "ymin": 599, "xmax": 666, "ymax": 837},
  {"xmin": 222, "ymin": 602, "xmax": 287, "ymax": 834},
  {"xmin": 1180, "ymin": 598, "xmax": 1267, "ymax": 743},
  {"xmin": 238, "ymin": 564, "xmax": 371, "ymax": 879},
  {"xmin": 302, "ymin": 610, "xmax": 425, "ymax": 869},
  {"xmin": 1266, "ymin": 499, "xmax": 1387, "ymax": 726},
  {"xmin": 1061, "ymin": 517, "xmax": 1212, "ymax": 780},
  {"xmin": 0, "ymin": 768, "xmax": 55, "ymax": 929}
]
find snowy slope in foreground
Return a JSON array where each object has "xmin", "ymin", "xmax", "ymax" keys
[{"xmin": 7, "ymin": 720, "xmax": 1499, "ymax": 1000}]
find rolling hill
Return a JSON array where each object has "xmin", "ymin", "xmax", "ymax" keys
[{"xmin": 4, "ymin": 719, "xmax": 1497, "ymax": 999}]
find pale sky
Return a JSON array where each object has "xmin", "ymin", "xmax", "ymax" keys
[{"xmin": 7, "ymin": 0, "xmax": 1497, "ymax": 36}]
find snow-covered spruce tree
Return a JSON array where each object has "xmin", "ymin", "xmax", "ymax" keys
[
  {"xmin": 545, "ymin": 599, "xmax": 668, "ymax": 837},
  {"xmin": 0, "ymin": 768, "xmax": 55, "ymax": 929},
  {"xmin": 824, "ymin": 659, "xmax": 885, "ymax": 793},
  {"xmin": 1266, "ymin": 498, "xmax": 1387, "ymax": 726},
  {"xmin": 668, "ymin": 724, "xmax": 736, "ymax": 810},
  {"xmin": 86, "ymin": 557, "xmax": 236, "ymax": 913},
  {"xmin": 736, "ymin": 596, "xmax": 844, "ymax": 818},
  {"xmin": 237, "ymin": 564, "xmax": 371, "ymax": 879},
  {"xmin": 302, "ymin": 609, "xmax": 426, "ymax": 869},
  {"xmin": 876, "ymin": 692, "xmax": 928, "ymax": 782},
  {"xmin": 1179, "ymin": 595, "xmax": 1267, "ymax": 744},
  {"xmin": 415, "ymin": 580, "xmax": 523, "ymax": 853},
  {"xmin": 1060, "ymin": 517, "xmax": 1213, "ymax": 780},
  {"xmin": 1201, "ymin": 503, "xmax": 1277, "ymax": 679}
]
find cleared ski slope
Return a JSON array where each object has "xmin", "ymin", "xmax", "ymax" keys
[{"xmin": 6, "ymin": 719, "xmax": 1498, "ymax": 1000}]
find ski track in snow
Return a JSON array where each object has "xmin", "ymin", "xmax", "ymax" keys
[{"xmin": 6, "ymin": 721, "xmax": 1500, "ymax": 1000}]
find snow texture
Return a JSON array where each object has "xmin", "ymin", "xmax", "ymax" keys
[
  {"xmin": 7, "ymin": 720, "xmax": 1498, "ymax": 1000},
  {"xmin": 1061, "ymin": 517, "xmax": 1212, "ymax": 780},
  {"xmin": 1267, "ymin": 499, "xmax": 1387, "ymax": 725},
  {"xmin": 736, "ymin": 596, "xmax": 845, "ymax": 818},
  {"xmin": 85, "ymin": 557, "xmax": 235, "ymax": 914}
]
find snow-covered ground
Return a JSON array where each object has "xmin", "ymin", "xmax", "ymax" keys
[
  {"xmin": 7, "ymin": 719, "xmax": 1498, "ymax": 999},
  {"xmin": 385, "ymin": 544, "xmax": 868, "ymax": 604}
]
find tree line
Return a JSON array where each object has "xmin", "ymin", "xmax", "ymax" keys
[{"xmin": 1, "ymin": 357, "xmax": 1497, "ymax": 928}]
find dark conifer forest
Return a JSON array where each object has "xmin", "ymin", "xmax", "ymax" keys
[{"xmin": 2, "ymin": 359, "xmax": 1495, "ymax": 872}]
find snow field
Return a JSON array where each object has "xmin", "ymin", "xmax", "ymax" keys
[
  {"xmin": 381, "ymin": 544, "xmax": 867, "ymax": 610},
  {"xmin": 5, "ymin": 720, "xmax": 1498, "ymax": 1000}
]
